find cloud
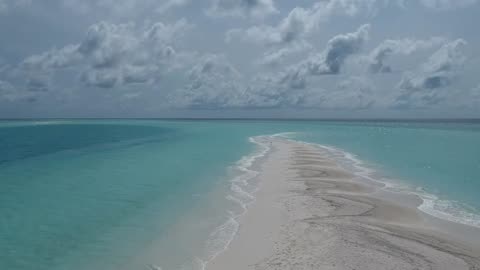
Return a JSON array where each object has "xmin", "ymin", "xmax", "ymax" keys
[
  {"xmin": 22, "ymin": 45, "xmax": 82, "ymax": 70},
  {"xmin": 173, "ymin": 25, "xmax": 373, "ymax": 110},
  {"xmin": 244, "ymin": 75, "xmax": 377, "ymax": 110},
  {"xmin": 226, "ymin": 0, "xmax": 376, "ymax": 45},
  {"xmin": 60, "ymin": 0, "xmax": 186, "ymax": 17},
  {"xmin": 0, "ymin": 80, "xmax": 15, "ymax": 100},
  {"xmin": 171, "ymin": 54, "xmax": 248, "ymax": 108},
  {"xmin": 171, "ymin": 54, "xmax": 318, "ymax": 109},
  {"xmin": 367, "ymin": 37, "xmax": 445, "ymax": 73},
  {"xmin": 326, "ymin": 76, "xmax": 376, "ymax": 109},
  {"xmin": 395, "ymin": 39, "xmax": 467, "ymax": 107},
  {"xmin": 156, "ymin": 0, "xmax": 190, "ymax": 14},
  {"xmin": 279, "ymin": 24, "xmax": 370, "ymax": 89},
  {"xmin": 207, "ymin": 0, "xmax": 277, "ymax": 18},
  {"xmin": 19, "ymin": 19, "xmax": 192, "ymax": 89},
  {"xmin": 25, "ymin": 75, "xmax": 50, "ymax": 92},
  {"xmin": 0, "ymin": 79, "xmax": 38, "ymax": 102},
  {"xmin": 258, "ymin": 41, "xmax": 311, "ymax": 67},
  {"xmin": 418, "ymin": 0, "xmax": 478, "ymax": 10},
  {"xmin": 0, "ymin": 0, "xmax": 31, "ymax": 13}
]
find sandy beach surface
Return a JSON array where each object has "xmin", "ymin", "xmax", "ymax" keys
[{"xmin": 207, "ymin": 138, "xmax": 480, "ymax": 270}]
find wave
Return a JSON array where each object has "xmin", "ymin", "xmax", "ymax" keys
[
  {"xmin": 197, "ymin": 135, "xmax": 274, "ymax": 270},
  {"xmin": 165, "ymin": 132, "xmax": 479, "ymax": 270},
  {"xmin": 275, "ymin": 133, "xmax": 480, "ymax": 229}
]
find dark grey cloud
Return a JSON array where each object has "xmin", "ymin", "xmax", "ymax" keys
[
  {"xmin": 25, "ymin": 75, "xmax": 49, "ymax": 92},
  {"xmin": 395, "ymin": 39, "xmax": 467, "ymax": 107},
  {"xmin": 280, "ymin": 24, "xmax": 370, "ymax": 89},
  {"xmin": 172, "ymin": 25, "xmax": 374, "ymax": 110},
  {"xmin": 1, "ymin": 0, "xmax": 479, "ymax": 117},
  {"xmin": 226, "ymin": 0, "xmax": 375, "ymax": 46},
  {"xmin": 171, "ymin": 54, "xmax": 321, "ymax": 109}
]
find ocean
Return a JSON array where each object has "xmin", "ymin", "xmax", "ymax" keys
[{"xmin": 1, "ymin": 119, "xmax": 479, "ymax": 270}]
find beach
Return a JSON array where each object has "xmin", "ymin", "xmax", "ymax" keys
[{"xmin": 208, "ymin": 138, "xmax": 480, "ymax": 270}]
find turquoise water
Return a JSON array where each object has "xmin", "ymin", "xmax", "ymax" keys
[{"xmin": 1, "ymin": 120, "xmax": 479, "ymax": 270}]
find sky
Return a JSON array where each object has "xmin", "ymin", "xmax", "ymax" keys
[{"xmin": 0, "ymin": 0, "xmax": 479, "ymax": 118}]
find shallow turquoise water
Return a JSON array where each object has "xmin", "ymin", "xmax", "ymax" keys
[{"xmin": 0, "ymin": 120, "xmax": 479, "ymax": 270}]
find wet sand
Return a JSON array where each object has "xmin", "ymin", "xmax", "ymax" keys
[{"xmin": 207, "ymin": 138, "xmax": 480, "ymax": 270}]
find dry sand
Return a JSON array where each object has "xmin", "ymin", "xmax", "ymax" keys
[{"xmin": 207, "ymin": 138, "xmax": 480, "ymax": 270}]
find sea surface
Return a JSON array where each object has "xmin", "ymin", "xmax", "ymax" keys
[{"xmin": 1, "ymin": 119, "xmax": 479, "ymax": 270}]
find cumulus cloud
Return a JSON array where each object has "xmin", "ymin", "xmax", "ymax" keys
[
  {"xmin": 367, "ymin": 37, "xmax": 445, "ymax": 73},
  {"xmin": 207, "ymin": 0, "xmax": 277, "ymax": 18},
  {"xmin": 258, "ymin": 41, "xmax": 311, "ymax": 67},
  {"xmin": 171, "ymin": 54, "xmax": 318, "ymax": 109},
  {"xmin": 279, "ymin": 24, "xmax": 370, "ymax": 89},
  {"xmin": 173, "ymin": 25, "xmax": 374, "ymax": 110},
  {"xmin": 22, "ymin": 45, "xmax": 82, "ymax": 70},
  {"xmin": 226, "ymin": 0, "xmax": 376, "ymax": 45},
  {"xmin": 20, "ymin": 19, "xmax": 191, "ymax": 89},
  {"xmin": 395, "ymin": 39, "xmax": 467, "ymax": 107},
  {"xmin": 171, "ymin": 54, "xmax": 248, "ymax": 108}
]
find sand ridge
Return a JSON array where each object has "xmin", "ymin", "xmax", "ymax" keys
[{"xmin": 208, "ymin": 138, "xmax": 480, "ymax": 270}]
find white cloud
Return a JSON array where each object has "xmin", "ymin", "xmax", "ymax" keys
[
  {"xmin": 395, "ymin": 39, "xmax": 467, "ymax": 107},
  {"xmin": 226, "ymin": 0, "xmax": 377, "ymax": 45},
  {"xmin": 19, "ymin": 19, "xmax": 192, "ymax": 89},
  {"xmin": 367, "ymin": 37, "xmax": 445, "ymax": 73},
  {"xmin": 258, "ymin": 41, "xmax": 312, "ymax": 67},
  {"xmin": 279, "ymin": 24, "xmax": 370, "ymax": 89},
  {"xmin": 171, "ymin": 54, "xmax": 248, "ymax": 108},
  {"xmin": 172, "ymin": 25, "xmax": 374, "ymax": 110}
]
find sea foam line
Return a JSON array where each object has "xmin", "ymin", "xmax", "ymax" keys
[
  {"xmin": 274, "ymin": 133, "xmax": 480, "ymax": 229},
  {"xmin": 198, "ymin": 134, "xmax": 275, "ymax": 270}
]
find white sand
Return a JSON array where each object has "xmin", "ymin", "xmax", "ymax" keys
[{"xmin": 207, "ymin": 138, "xmax": 480, "ymax": 270}]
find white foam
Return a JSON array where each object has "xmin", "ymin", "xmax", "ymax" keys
[
  {"xmin": 277, "ymin": 133, "xmax": 480, "ymax": 229},
  {"xmin": 197, "ymin": 135, "xmax": 273, "ymax": 270},
  {"xmin": 178, "ymin": 132, "xmax": 480, "ymax": 270},
  {"xmin": 416, "ymin": 190, "xmax": 480, "ymax": 227}
]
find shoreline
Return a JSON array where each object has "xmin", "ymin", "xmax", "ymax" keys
[{"xmin": 207, "ymin": 137, "xmax": 480, "ymax": 269}]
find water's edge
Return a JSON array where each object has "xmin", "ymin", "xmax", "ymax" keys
[
  {"xmin": 156, "ymin": 132, "xmax": 480, "ymax": 270},
  {"xmin": 279, "ymin": 133, "xmax": 480, "ymax": 229}
]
